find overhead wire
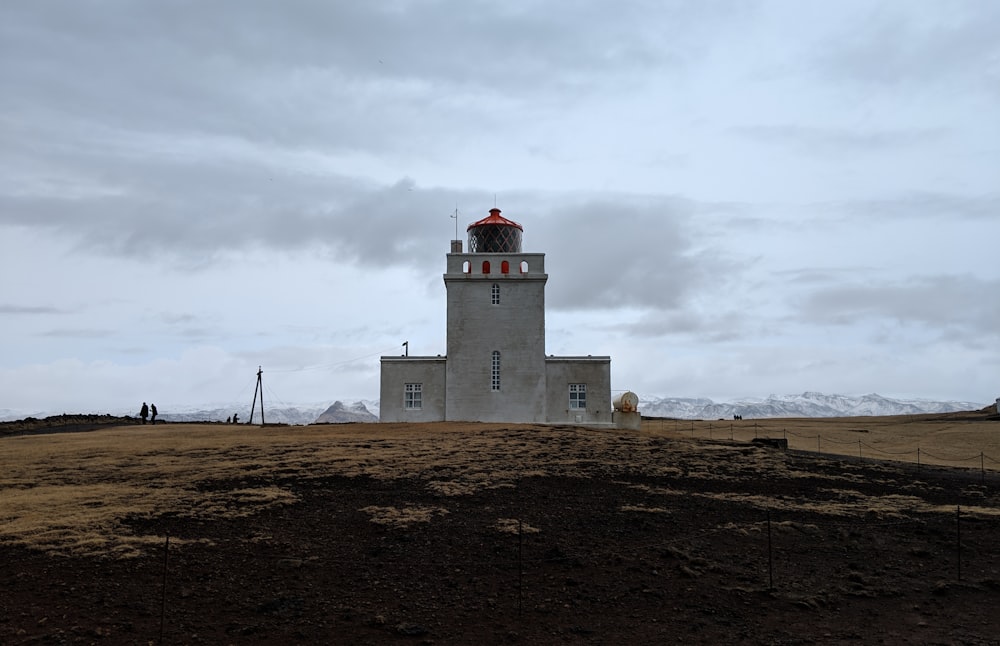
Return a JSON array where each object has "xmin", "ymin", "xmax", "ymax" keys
[{"xmin": 265, "ymin": 346, "xmax": 404, "ymax": 374}]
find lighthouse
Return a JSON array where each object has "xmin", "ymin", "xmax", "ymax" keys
[{"xmin": 380, "ymin": 208, "xmax": 615, "ymax": 425}]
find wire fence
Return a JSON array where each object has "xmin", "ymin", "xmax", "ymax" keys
[
  {"xmin": 151, "ymin": 501, "xmax": 1000, "ymax": 642},
  {"xmin": 649, "ymin": 418, "xmax": 1000, "ymax": 482}
]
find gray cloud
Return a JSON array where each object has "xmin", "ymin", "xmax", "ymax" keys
[
  {"xmin": 0, "ymin": 304, "xmax": 66, "ymax": 314},
  {"xmin": 608, "ymin": 310, "xmax": 756, "ymax": 343},
  {"xmin": 39, "ymin": 328, "xmax": 115, "ymax": 339},
  {"xmin": 534, "ymin": 197, "xmax": 733, "ymax": 312},
  {"xmin": 795, "ymin": 275, "xmax": 1000, "ymax": 338},
  {"xmin": 0, "ymin": 0, "xmax": 744, "ymax": 157},
  {"xmin": 826, "ymin": 192, "xmax": 1000, "ymax": 221},
  {"xmin": 730, "ymin": 125, "xmax": 949, "ymax": 156},
  {"xmin": 810, "ymin": 2, "xmax": 1000, "ymax": 91}
]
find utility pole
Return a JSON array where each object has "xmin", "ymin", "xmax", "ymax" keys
[
  {"xmin": 249, "ymin": 366, "xmax": 265, "ymax": 425},
  {"xmin": 403, "ymin": 341, "xmax": 409, "ymax": 357}
]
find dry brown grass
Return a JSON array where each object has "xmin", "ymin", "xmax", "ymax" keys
[
  {"xmin": 643, "ymin": 412, "xmax": 1000, "ymax": 468},
  {"xmin": 1, "ymin": 415, "xmax": 997, "ymax": 558}
]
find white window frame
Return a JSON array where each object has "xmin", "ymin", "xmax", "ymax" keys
[
  {"xmin": 491, "ymin": 351, "xmax": 501, "ymax": 391},
  {"xmin": 491, "ymin": 283, "xmax": 500, "ymax": 305},
  {"xmin": 404, "ymin": 383, "xmax": 422, "ymax": 410},
  {"xmin": 569, "ymin": 383, "xmax": 586, "ymax": 409}
]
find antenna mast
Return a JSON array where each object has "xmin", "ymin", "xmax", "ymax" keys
[
  {"xmin": 450, "ymin": 206, "xmax": 459, "ymax": 240},
  {"xmin": 248, "ymin": 366, "xmax": 265, "ymax": 425}
]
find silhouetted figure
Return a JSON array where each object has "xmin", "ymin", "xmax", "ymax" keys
[
  {"xmin": 226, "ymin": 416, "xmax": 231, "ymax": 424},
  {"xmin": 150, "ymin": 404, "xmax": 158, "ymax": 425},
  {"xmin": 140, "ymin": 402, "xmax": 149, "ymax": 424},
  {"xmin": 232, "ymin": 413, "xmax": 239, "ymax": 424}
]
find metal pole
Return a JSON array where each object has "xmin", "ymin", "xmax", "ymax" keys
[
  {"xmin": 981, "ymin": 452, "xmax": 985, "ymax": 485},
  {"xmin": 258, "ymin": 367, "xmax": 264, "ymax": 426},
  {"xmin": 917, "ymin": 447, "xmax": 920, "ymax": 472},
  {"xmin": 817, "ymin": 435, "xmax": 820, "ymax": 454},
  {"xmin": 858, "ymin": 440, "xmax": 862, "ymax": 461}
]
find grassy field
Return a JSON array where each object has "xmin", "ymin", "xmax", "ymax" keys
[
  {"xmin": 642, "ymin": 410, "xmax": 1000, "ymax": 467},
  {"xmin": 2, "ymin": 412, "xmax": 997, "ymax": 559}
]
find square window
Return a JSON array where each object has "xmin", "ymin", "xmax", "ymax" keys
[
  {"xmin": 404, "ymin": 383, "xmax": 422, "ymax": 410},
  {"xmin": 569, "ymin": 383, "xmax": 586, "ymax": 409}
]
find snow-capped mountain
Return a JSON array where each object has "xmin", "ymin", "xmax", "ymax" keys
[
  {"xmin": 314, "ymin": 401, "xmax": 377, "ymax": 424},
  {"xmin": 157, "ymin": 400, "xmax": 380, "ymax": 425},
  {"xmin": 638, "ymin": 392, "xmax": 987, "ymax": 419}
]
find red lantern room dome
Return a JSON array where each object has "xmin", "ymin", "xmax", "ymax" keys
[{"xmin": 467, "ymin": 208, "xmax": 523, "ymax": 253}]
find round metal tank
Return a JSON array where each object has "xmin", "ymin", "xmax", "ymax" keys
[{"xmin": 613, "ymin": 391, "xmax": 639, "ymax": 413}]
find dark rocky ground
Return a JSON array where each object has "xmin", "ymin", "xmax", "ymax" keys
[{"xmin": 2, "ymin": 422, "xmax": 1000, "ymax": 645}]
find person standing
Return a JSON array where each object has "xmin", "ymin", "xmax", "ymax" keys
[
  {"xmin": 140, "ymin": 402, "xmax": 149, "ymax": 424},
  {"xmin": 150, "ymin": 403, "xmax": 158, "ymax": 425}
]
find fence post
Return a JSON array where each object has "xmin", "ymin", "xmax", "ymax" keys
[
  {"xmin": 518, "ymin": 518, "xmax": 523, "ymax": 616},
  {"xmin": 766, "ymin": 510, "xmax": 774, "ymax": 591},
  {"xmin": 159, "ymin": 534, "xmax": 170, "ymax": 645},
  {"xmin": 956, "ymin": 506, "xmax": 962, "ymax": 581}
]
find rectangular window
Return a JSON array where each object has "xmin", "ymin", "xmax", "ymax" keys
[
  {"xmin": 404, "ymin": 383, "xmax": 422, "ymax": 410},
  {"xmin": 491, "ymin": 283, "xmax": 500, "ymax": 305},
  {"xmin": 491, "ymin": 351, "xmax": 501, "ymax": 391},
  {"xmin": 569, "ymin": 383, "xmax": 586, "ymax": 409}
]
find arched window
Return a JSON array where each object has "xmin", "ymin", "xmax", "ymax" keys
[
  {"xmin": 482, "ymin": 260, "xmax": 491, "ymax": 274},
  {"xmin": 491, "ymin": 351, "xmax": 501, "ymax": 391},
  {"xmin": 462, "ymin": 260, "xmax": 471, "ymax": 274},
  {"xmin": 491, "ymin": 283, "xmax": 500, "ymax": 305},
  {"xmin": 520, "ymin": 260, "xmax": 528, "ymax": 274},
  {"xmin": 501, "ymin": 260, "xmax": 510, "ymax": 274}
]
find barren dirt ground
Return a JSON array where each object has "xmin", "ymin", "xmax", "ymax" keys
[{"xmin": 2, "ymin": 413, "xmax": 1000, "ymax": 645}]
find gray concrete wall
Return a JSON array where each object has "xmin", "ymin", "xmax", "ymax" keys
[
  {"xmin": 544, "ymin": 357, "xmax": 612, "ymax": 425},
  {"xmin": 444, "ymin": 252, "xmax": 548, "ymax": 422},
  {"xmin": 379, "ymin": 357, "xmax": 446, "ymax": 422}
]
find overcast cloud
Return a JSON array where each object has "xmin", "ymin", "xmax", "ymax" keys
[{"xmin": 1, "ymin": 0, "xmax": 998, "ymax": 416}]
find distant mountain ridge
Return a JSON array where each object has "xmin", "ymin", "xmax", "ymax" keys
[
  {"xmin": 157, "ymin": 400, "xmax": 379, "ymax": 425},
  {"xmin": 0, "ymin": 393, "xmax": 988, "ymax": 424},
  {"xmin": 639, "ymin": 392, "xmax": 987, "ymax": 420}
]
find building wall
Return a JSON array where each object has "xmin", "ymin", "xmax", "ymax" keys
[
  {"xmin": 444, "ymin": 252, "xmax": 548, "ymax": 422},
  {"xmin": 544, "ymin": 357, "xmax": 613, "ymax": 425},
  {"xmin": 379, "ymin": 357, "xmax": 446, "ymax": 422}
]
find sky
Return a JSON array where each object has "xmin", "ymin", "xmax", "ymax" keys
[{"xmin": 2, "ymin": 0, "xmax": 999, "ymax": 417}]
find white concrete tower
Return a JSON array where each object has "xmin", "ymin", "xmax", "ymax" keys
[{"xmin": 444, "ymin": 209, "xmax": 548, "ymax": 422}]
